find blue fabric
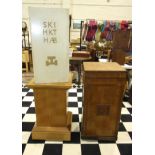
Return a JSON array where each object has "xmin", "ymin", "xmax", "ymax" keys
[{"xmin": 101, "ymin": 20, "xmax": 107, "ymax": 32}]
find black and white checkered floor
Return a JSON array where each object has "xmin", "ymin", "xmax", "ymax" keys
[{"xmin": 22, "ymin": 84, "xmax": 132, "ymax": 155}]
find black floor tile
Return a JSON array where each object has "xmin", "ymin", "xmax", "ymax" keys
[
  {"xmin": 77, "ymin": 85, "xmax": 82, "ymax": 88},
  {"xmin": 128, "ymin": 132, "xmax": 132, "ymax": 139},
  {"xmin": 117, "ymin": 144, "xmax": 132, "ymax": 155},
  {"xmin": 81, "ymin": 144, "xmax": 101, "ymax": 155},
  {"xmin": 22, "ymin": 144, "xmax": 26, "ymax": 154},
  {"xmin": 72, "ymin": 114, "xmax": 79, "ymax": 122},
  {"xmin": 121, "ymin": 115, "xmax": 132, "ymax": 122},
  {"xmin": 63, "ymin": 132, "xmax": 80, "ymax": 144},
  {"xmin": 127, "ymin": 108, "xmax": 132, "ymax": 114},
  {"xmin": 68, "ymin": 92, "xmax": 77, "ymax": 97},
  {"xmin": 77, "ymin": 88, "xmax": 83, "ymax": 92},
  {"xmin": 43, "ymin": 144, "xmax": 62, "ymax": 155},
  {"xmin": 78, "ymin": 97, "xmax": 83, "ymax": 102},
  {"xmin": 26, "ymin": 92, "xmax": 34, "ymax": 96},
  {"xmin": 22, "ymin": 114, "xmax": 25, "ymax": 119},
  {"xmin": 28, "ymin": 134, "xmax": 45, "ymax": 144},
  {"xmin": 118, "ymin": 122, "xmax": 126, "ymax": 131},
  {"xmin": 122, "ymin": 102, "xmax": 125, "ymax": 107},
  {"xmin": 68, "ymin": 102, "xmax": 78, "ymax": 107},
  {"xmin": 27, "ymin": 107, "xmax": 35, "ymax": 114},
  {"xmin": 78, "ymin": 108, "xmax": 82, "ymax": 114},
  {"xmin": 22, "ymin": 88, "xmax": 30, "ymax": 92},
  {"xmin": 22, "ymin": 122, "xmax": 34, "ymax": 131},
  {"xmin": 22, "ymin": 101, "xmax": 32, "ymax": 107},
  {"xmin": 98, "ymin": 140, "xmax": 115, "ymax": 143},
  {"xmin": 73, "ymin": 85, "xmax": 77, "ymax": 88},
  {"xmin": 123, "ymin": 95, "xmax": 129, "ymax": 102}
]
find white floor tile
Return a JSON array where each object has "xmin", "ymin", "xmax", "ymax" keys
[
  {"xmin": 28, "ymin": 89, "xmax": 33, "ymax": 92},
  {"xmin": 62, "ymin": 144, "xmax": 81, "ymax": 155},
  {"xmin": 23, "ymin": 96, "xmax": 34, "ymax": 102},
  {"xmin": 30, "ymin": 101, "xmax": 35, "ymax": 107},
  {"xmin": 116, "ymin": 132, "xmax": 132, "ymax": 144},
  {"xmin": 123, "ymin": 102, "xmax": 132, "ymax": 108},
  {"xmin": 45, "ymin": 141, "xmax": 63, "ymax": 144},
  {"xmin": 22, "ymin": 92, "xmax": 27, "ymax": 97},
  {"xmin": 68, "ymin": 97, "xmax": 78, "ymax": 102},
  {"xmin": 99, "ymin": 144, "xmax": 120, "ymax": 155},
  {"xmin": 22, "ymin": 107, "xmax": 29, "ymax": 114},
  {"xmin": 22, "ymin": 114, "xmax": 36, "ymax": 122},
  {"xmin": 79, "ymin": 114, "xmax": 82, "ymax": 122},
  {"xmin": 77, "ymin": 92, "xmax": 82, "ymax": 97},
  {"xmin": 68, "ymin": 108, "xmax": 79, "ymax": 114},
  {"xmin": 71, "ymin": 122, "xmax": 80, "ymax": 132},
  {"xmin": 23, "ymin": 144, "xmax": 44, "ymax": 155},
  {"xmin": 22, "ymin": 132, "xmax": 31, "ymax": 143},
  {"xmin": 68, "ymin": 88, "xmax": 77, "ymax": 93},
  {"xmin": 78, "ymin": 102, "xmax": 82, "ymax": 107},
  {"xmin": 123, "ymin": 122, "xmax": 132, "ymax": 131},
  {"xmin": 121, "ymin": 108, "xmax": 130, "ymax": 114}
]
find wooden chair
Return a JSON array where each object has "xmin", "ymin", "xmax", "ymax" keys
[
  {"xmin": 22, "ymin": 50, "xmax": 29, "ymax": 72},
  {"xmin": 111, "ymin": 49, "xmax": 126, "ymax": 65}
]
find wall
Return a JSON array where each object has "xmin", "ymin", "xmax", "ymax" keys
[{"xmin": 22, "ymin": 0, "xmax": 132, "ymax": 41}]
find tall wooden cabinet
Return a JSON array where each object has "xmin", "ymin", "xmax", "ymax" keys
[{"xmin": 81, "ymin": 62, "xmax": 127, "ymax": 141}]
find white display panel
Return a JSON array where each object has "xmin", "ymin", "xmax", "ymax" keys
[{"xmin": 29, "ymin": 7, "xmax": 69, "ymax": 83}]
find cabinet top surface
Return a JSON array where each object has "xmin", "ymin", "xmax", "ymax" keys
[
  {"xmin": 26, "ymin": 72, "xmax": 73, "ymax": 88},
  {"xmin": 83, "ymin": 62, "xmax": 126, "ymax": 72}
]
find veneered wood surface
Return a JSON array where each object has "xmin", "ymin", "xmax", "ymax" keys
[
  {"xmin": 82, "ymin": 62, "xmax": 127, "ymax": 140},
  {"xmin": 83, "ymin": 62, "xmax": 126, "ymax": 72}
]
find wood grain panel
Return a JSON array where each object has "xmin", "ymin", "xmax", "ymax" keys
[{"xmin": 82, "ymin": 62, "xmax": 126, "ymax": 140}]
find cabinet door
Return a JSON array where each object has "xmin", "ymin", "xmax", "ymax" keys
[{"xmin": 83, "ymin": 80, "xmax": 123, "ymax": 137}]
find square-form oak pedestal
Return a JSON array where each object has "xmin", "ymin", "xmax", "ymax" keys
[{"xmin": 26, "ymin": 77, "xmax": 72, "ymax": 141}]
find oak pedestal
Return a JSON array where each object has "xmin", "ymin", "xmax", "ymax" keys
[
  {"xmin": 26, "ymin": 77, "xmax": 72, "ymax": 141},
  {"xmin": 81, "ymin": 62, "xmax": 127, "ymax": 141}
]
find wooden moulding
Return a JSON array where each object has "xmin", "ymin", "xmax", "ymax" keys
[
  {"xmin": 26, "ymin": 72, "xmax": 73, "ymax": 89},
  {"xmin": 32, "ymin": 111, "xmax": 72, "ymax": 141},
  {"xmin": 81, "ymin": 134, "xmax": 117, "ymax": 142}
]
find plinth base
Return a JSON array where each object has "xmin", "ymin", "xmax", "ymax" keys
[
  {"xmin": 32, "ymin": 112, "xmax": 72, "ymax": 141},
  {"xmin": 81, "ymin": 134, "xmax": 117, "ymax": 142}
]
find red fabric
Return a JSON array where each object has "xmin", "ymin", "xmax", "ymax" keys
[
  {"xmin": 121, "ymin": 20, "xmax": 128, "ymax": 31},
  {"xmin": 86, "ymin": 20, "xmax": 97, "ymax": 41}
]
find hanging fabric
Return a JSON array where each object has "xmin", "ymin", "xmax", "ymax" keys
[
  {"xmin": 110, "ymin": 21, "xmax": 116, "ymax": 31},
  {"xmin": 95, "ymin": 24, "xmax": 102, "ymax": 41},
  {"xmin": 100, "ymin": 20, "xmax": 110, "ymax": 39},
  {"xmin": 106, "ymin": 31, "xmax": 112, "ymax": 41},
  {"xmin": 101, "ymin": 20, "xmax": 107, "ymax": 32},
  {"xmin": 115, "ymin": 22, "xmax": 119, "ymax": 30},
  {"xmin": 86, "ymin": 20, "xmax": 97, "ymax": 41},
  {"xmin": 80, "ymin": 19, "xmax": 132, "ymax": 42},
  {"xmin": 121, "ymin": 20, "xmax": 129, "ymax": 31}
]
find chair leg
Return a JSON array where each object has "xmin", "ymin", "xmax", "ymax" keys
[{"xmin": 25, "ymin": 62, "xmax": 29, "ymax": 73}]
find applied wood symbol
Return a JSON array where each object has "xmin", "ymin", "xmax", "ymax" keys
[{"xmin": 46, "ymin": 56, "xmax": 58, "ymax": 66}]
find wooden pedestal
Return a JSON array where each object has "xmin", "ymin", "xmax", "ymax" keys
[
  {"xmin": 26, "ymin": 76, "xmax": 72, "ymax": 141},
  {"xmin": 81, "ymin": 62, "xmax": 127, "ymax": 141}
]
